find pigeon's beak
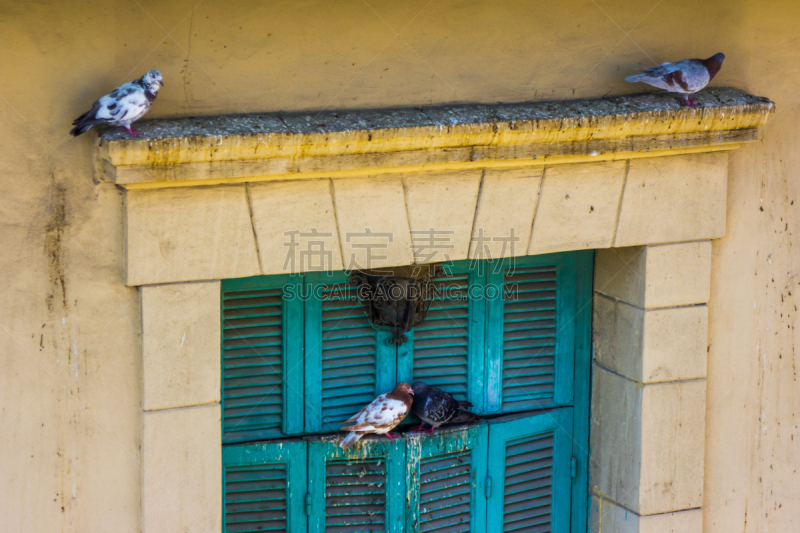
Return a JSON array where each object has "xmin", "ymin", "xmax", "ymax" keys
[
  {"xmin": 158, "ymin": 80, "xmax": 165, "ymax": 87},
  {"xmin": 409, "ymin": 389, "xmax": 415, "ymax": 396}
]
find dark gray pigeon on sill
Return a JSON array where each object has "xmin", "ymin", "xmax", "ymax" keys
[
  {"xmin": 411, "ymin": 381, "xmax": 478, "ymax": 435},
  {"xmin": 71, "ymin": 70, "xmax": 163, "ymax": 137},
  {"xmin": 625, "ymin": 53, "xmax": 724, "ymax": 108}
]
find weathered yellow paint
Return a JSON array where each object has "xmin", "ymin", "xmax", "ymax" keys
[{"xmin": 114, "ymin": 142, "xmax": 744, "ymax": 191}]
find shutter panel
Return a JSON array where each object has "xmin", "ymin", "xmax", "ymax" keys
[
  {"xmin": 406, "ymin": 425, "xmax": 489, "ymax": 533},
  {"xmin": 486, "ymin": 410, "xmax": 573, "ymax": 533},
  {"xmin": 221, "ymin": 276, "xmax": 303, "ymax": 444},
  {"xmin": 305, "ymin": 272, "xmax": 395, "ymax": 433},
  {"xmin": 486, "ymin": 254, "xmax": 576, "ymax": 413},
  {"xmin": 403, "ymin": 262, "xmax": 485, "ymax": 412},
  {"xmin": 222, "ymin": 441, "xmax": 307, "ymax": 533},
  {"xmin": 308, "ymin": 437, "xmax": 406, "ymax": 533}
]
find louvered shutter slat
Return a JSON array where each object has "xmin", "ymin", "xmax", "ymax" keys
[
  {"xmin": 486, "ymin": 253, "xmax": 578, "ymax": 413},
  {"xmin": 486, "ymin": 410, "xmax": 572, "ymax": 533},
  {"xmin": 305, "ymin": 272, "xmax": 396, "ymax": 433},
  {"xmin": 223, "ymin": 441, "xmax": 307, "ymax": 533},
  {"xmin": 501, "ymin": 265, "xmax": 558, "ymax": 409},
  {"xmin": 320, "ymin": 283, "xmax": 377, "ymax": 425},
  {"xmin": 222, "ymin": 287, "xmax": 284, "ymax": 443},
  {"xmin": 412, "ymin": 273, "xmax": 470, "ymax": 402},
  {"xmin": 406, "ymin": 425, "xmax": 489, "ymax": 533},
  {"xmin": 222, "ymin": 276, "xmax": 303, "ymax": 444},
  {"xmin": 407, "ymin": 265, "xmax": 484, "ymax": 411},
  {"xmin": 309, "ymin": 438, "xmax": 405, "ymax": 533}
]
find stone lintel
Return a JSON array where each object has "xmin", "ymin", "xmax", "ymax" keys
[{"xmin": 96, "ymin": 88, "xmax": 773, "ymax": 188}]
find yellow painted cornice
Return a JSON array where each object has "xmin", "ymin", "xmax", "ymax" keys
[{"xmin": 97, "ymin": 88, "xmax": 774, "ymax": 189}]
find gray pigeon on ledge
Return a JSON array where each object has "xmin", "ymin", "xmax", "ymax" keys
[
  {"xmin": 70, "ymin": 70, "xmax": 164, "ymax": 137},
  {"xmin": 411, "ymin": 381, "xmax": 478, "ymax": 435},
  {"xmin": 625, "ymin": 53, "xmax": 724, "ymax": 108}
]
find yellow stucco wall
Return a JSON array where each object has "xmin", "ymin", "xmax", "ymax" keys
[{"xmin": 0, "ymin": 1, "xmax": 797, "ymax": 531}]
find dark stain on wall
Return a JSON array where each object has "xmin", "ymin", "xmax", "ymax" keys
[{"xmin": 45, "ymin": 175, "xmax": 67, "ymax": 313}]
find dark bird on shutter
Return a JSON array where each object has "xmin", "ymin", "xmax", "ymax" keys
[
  {"xmin": 339, "ymin": 382, "xmax": 414, "ymax": 449},
  {"xmin": 625, "ymin": 53, "xmax": 724, "ymax": 108},
  {"xmin": 71, "ymin": 70, "xmax": 164, "ymax": 136},
  {"xmin": 411, "ymin": 381, "xmax": 478, "ymax": 436}
]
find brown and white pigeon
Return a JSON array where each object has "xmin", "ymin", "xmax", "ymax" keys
[
  {"xmin": 625, "ymin": 53, "xmax": 724, "ymax": 108},
  {"xmin": 411, "ymin": 381, "xmax": 478, "ymax": 436},
  {"xmin": 339, "ymin": 382, "xmax": 414, "ymax": 449},
  {"xmin": 70, "ymin": 70, "xmax": 164, "ymax": 137}
]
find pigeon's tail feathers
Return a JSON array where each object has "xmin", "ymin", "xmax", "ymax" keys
[
  {"xmin": 340, "ymin": 432, "xmax": 363, "ymax": 449},
  {"xmin": 625, "ymin": 74, "xmax": 647, "ymax": 83},
  {"xmin": 458, "ymin": 401, "xmax": 473, "ymax": 409},
  {"xmin": 72, "ymin": 109, "xmax": 92, "ymax": 126},
  {"xmin": 450, "ymin": 408, "xmax": 478, "ymax": 425},
  {"xmin": 70, "ymin": 121, "xmax": 98, "ymax": 136},
  {"xmin": 70, "ymin": 111, "xmax": 105, "ymax": 136}
]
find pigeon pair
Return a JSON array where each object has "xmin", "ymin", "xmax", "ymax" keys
[
  {"xmin": 339, "ymin": 381, "xmax": 477, "ymax": 449},
  {"xmin": 71, "ymin": 52, "xmax": 725, "ymax": 138}
]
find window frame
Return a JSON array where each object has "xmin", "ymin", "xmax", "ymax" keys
[{"xmin": 220, "ymin": 251, "xmax": 594, "ymax": 533}]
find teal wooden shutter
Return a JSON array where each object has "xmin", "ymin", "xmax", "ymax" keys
[
  {"xmin": 400, "ymin": 262, "xmax": 486, "ymax": 412},
  {"xmin": 221, "ymin": 276, "xmax": 304, "ymax": 444},
  {"xmin": 308, "ymin": 438, "xmax": 406, "ymax": 532},
  {"xmin": 485, "ymin": 253, "xmax": 576, "ymax": 413},
  {"xmin": 569, "ymin": 250, "xmax": 593, "ymax": 533},
  {"xmin": 222, "ymin": 441, "xmax": 307, "ymax": 532},
  {"xmin": 485, "ymin": 410, "xmax": 573, "ymax": 533},
  {"xmin": 405, "ymin": 425, "xmax": 489, "ymax": 533},
  {"xmin": 304, "ymin": 272, "xmax": 396, "ymax": 433}
]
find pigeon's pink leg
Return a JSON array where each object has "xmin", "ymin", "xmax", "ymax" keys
[
  {"xmin": 415, "ymin": 423, "xmax": 427, "ymax": 433},
  {"xmin": 426, "ymin": 426, "xmax": 435, "ymax": 436},
  {"xmin": 124, "ymin": 125, "xmax": 142, "ymax": 137},
  {"xmin": 681, "ymin": 96, "xmax": 699, "ymax": 108},
  {"xmin": 384, "ymin": 432, "xmax": 396, "ymax": 444}
]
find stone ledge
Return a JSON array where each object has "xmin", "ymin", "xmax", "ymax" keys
[{"xmin": 96, "ymin": 88, "xmax": 773, "ymax": 188}]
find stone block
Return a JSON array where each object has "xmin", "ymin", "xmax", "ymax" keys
[
  {"xmin": 590, "ymin": 366, "xmax": 642, "ymax": 511},
  {"xmin": 593, "ymin": 294, "xmax": 708, "ymax": 383},
  {"xmin": 529, "ymin": 161, "xmax": 626, "ymax": 254},
  {"xmin": 248, "ymin": 179, "xmax": 343, "ymax": 274},
  {"xmin": 641, "ymin": 241, "xmax": 712, "ymax": 308},
  {"xmin": 402, "ymin": 170, "xmax": 482, "ymax": 263},
  {"xmin": 640, "ymin": 380, "xmax": 705, "ymax": 514},
  {"xmin": 469, "ymin": 167, "xmax": 542, "ymax": 260},
  {"xmin": 642, "ymin": 305, "xmax": 708, "ymax": 383},
  {"xmin": 126, "ymin": 185, "xmax": 260, "ymax": 286},
  {"xmin": 591, "ymin": 366, "xmax": 705, "ymax": 514},
  {"xmin": 593, "ymin": 293, "xmax": 644, "ymax": 379},
  {"xmin": 332, "ymin": 176, "xmax": 414, "ymax": 269},
  {"xmin": 142, "ymin": 281, "xmax": 221, "ymax": 411},
  {"xmin": 595, "ymin": 241, "xmax": 712, "ymax": 308},
  {"xmin": 142, "ymin": 404, "xmax": 221, "ymax": 533},
  {"xmin": 615, "ymin": 153, "xmax": 727, "ymax": 246}
]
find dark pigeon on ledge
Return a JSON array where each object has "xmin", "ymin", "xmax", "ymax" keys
[
  {"xmin": 411, "ymin": 381, "xmax": 478, "ymax": 435},
  {"xmin": 625, "ymin": 53, "xmax": 725, "ymax": 108},
  {"xmin": 71, "ymin": 70, "xmax": 163, "ymax": 137}
]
